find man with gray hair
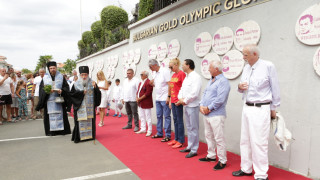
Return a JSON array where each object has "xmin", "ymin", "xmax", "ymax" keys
[
  {"xmin": 232, "ymin": 44, "xmax": 280, "ymax": 180},
  {"xmin": 198, "ymin": 60, "xmax": 230, "ymax": 169},
  {"xmin": 135, "ymin": 71, "xmax": 153, "ymax": 136},
  {"xmin": 122, "ymin": 68, "xmax": 140, "ymax": 132},
  {"xmin": 149, "ymin": 59, "xmax": 172, "ymax": 142},
  {"xmin": 69, "ymin": 70, "xmax": 78, "ymax": 83}
]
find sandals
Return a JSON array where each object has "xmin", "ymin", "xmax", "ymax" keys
[
  {"xmin": 161, "ymin": 137, "xmax": 171, "ymax": 142},
  {"xmin": 98, "ymin": 121, "xmax": 104, "ymax": 127},
  {"xmin": 151, "ymin": 134, "xmax": 163, "ymax": 139}
]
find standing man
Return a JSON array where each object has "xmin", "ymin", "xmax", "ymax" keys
[
  {"xmin": 32, "ymin": 68, "xmax": 45, "ymax": 119},
  {"xmin": 69, "ymin": 70, "xmax": 78, "ymax": 83},
  {"xmin": 232, "ymin": 44, "xmax": 280, "ymax": 180},
  {"xmin": 176, "ymin": 59, "xmax": 202, "ymax": 158},
  {"xmin": 199, "ymin": 60, "xmax": 230, "ymax": 170},
  {"xmin": 136, "ymin": 71, "xmax": 153, "ymax": 136},
  {"xmin": 0, "ymin": 68, "xmax": 14, "ymax": 124},
  {"xmin": 15, "ymin": 70, "xmax": 27, "ymax": 83},
  {"xmin": 36, "ymin": 61, "xmax": 71, "ymax": 136},
  {"xmin": 122, "ymin": 68, "xmax": 140, "ymax": 132},
  {"xmin": 148, "ymin": 59, "xmax": 172, "ymax": 142},
  {"xmin": 70, "ymin": 66, "xmax": 101, "ymax": 143}
]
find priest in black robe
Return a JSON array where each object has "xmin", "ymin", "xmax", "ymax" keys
[
  {"xmin": 70, "ymin": 66, "xmax": 101, "ymax": 143},
  {"xmin": 36, "ymin": 61, "xmax": 71, "ymax": 136}
]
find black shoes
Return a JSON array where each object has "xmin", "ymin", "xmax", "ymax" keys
[
  {"xmin": 185, "ymin": 152, "xmax": 197, "ymax": 158},
  {"xmin": 179, "ymin": 148, "xmax": 191, "ymax": 153},
  {"xmin": 133, "ymin": 127, "xmax": 139, "ymax": 132},
  {"xmin": 199, "ymin": 157, "xmax": 216, "ymax": 162},
  {"xmin": 122, "ymin": 125, "xmax": 132, "ymax": 129},
  {"xmin": 213, "ymin": 161, "xmax": 226, "ymax": 170},
  {"xmin": 232, "ymin": 169, "xmax": 253, "ymax": 177}
]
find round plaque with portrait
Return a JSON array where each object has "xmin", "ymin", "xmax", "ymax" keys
[
  {"xmin": 148, "ymin": 44, "xmax": 158, "ymax": 60},
  {"xmin": 201, "ymin": 53, "xmax": 220, "ymax": 79},
  {"xmin": 134, "ymin": 49, "xmax": 141, "ymax": 64},
  {"xmin": 122, "ymin": 52, "xmax": 128, "ymax": 64},
  {"xmin": 295, "ymin": 4, "xmax": 320, "ymax": 45},
  {"xmin": 168, "ymin": 39, "xmax": 180, "ymax": 59},
  {"xmin": 222, "ymin": 50, "xmax": 245, "ymax": 80},
  {"xmin": 194, "ymin": 32, "xmax": 212, "ymax": 57},
  {"xmin": 234, "ymin": 20, "xmax": 261, "ymax": 51},
  {"xmin": 313, "ymin": 47, "xmax": 320, "ymax": 76},
  {"xmin": 212, "ymin": 27, "xmax": 234, "ymax": 55},
  {"xmin": 112, "ymin": 55, "xmax": 119, "ymax": 68},
  {"xmin": 157, "ymin": 42, "xmax": 168, "ymax": 61}
]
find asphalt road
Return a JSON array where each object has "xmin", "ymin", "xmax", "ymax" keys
[{"xmin": 0, "ymin": 116, "xmax": 140, "ymax": 180}]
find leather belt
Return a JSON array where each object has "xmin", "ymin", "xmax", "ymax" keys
[{"xmin": 246, "ymin": 102, "xmax": 270, "ymax": 107}]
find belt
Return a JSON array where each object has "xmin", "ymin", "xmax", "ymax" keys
[{"xmin": 246, "ymin": 102, "xmax": 270, "ymax": 107}]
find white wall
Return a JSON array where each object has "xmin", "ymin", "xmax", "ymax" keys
[{"xmin": 77, "ymin": 0, "xmax": 320, "ymax": 178}]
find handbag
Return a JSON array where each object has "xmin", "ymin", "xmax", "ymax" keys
[{"xmin": 55, "ymin": 94, "xmax": 65, "ymax": 103}]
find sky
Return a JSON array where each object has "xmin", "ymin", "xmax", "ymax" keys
[{"xmin": 0, "ymin": 0, "xmax": 139, "ymax": 70}]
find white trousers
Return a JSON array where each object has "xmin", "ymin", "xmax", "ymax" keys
[
  {"xmin": 203, "ymin": 115, "xmax": 227, "ymax": 164},
  {"xmin": 114, "ymin": 100, "xmax": 121, "ymax": 115},
  {"xmin": 138, "ymin": 107, "xmax": 152, "ymax": 133},
  {"xmin": 240, "ymin": 104, "xmax": 270, "ymax": 179}
]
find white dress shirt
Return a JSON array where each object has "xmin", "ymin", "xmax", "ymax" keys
[
  {"xmin": 122, "ymin": 77, "xmax": 139, "ymax": 102},
  {"xmin": 33, "ymin": 76, "xmax": 43, "ymax": 97},
  {"xmin": 178, "ymin": 71, "xmax": 202, "ymax": 107},
  {"xmin": 113, "ymin": 85, "xmax": 122, "ymax": 101},
  {"xmin": 152, "ymin": 67, "xmax": 171, "ymax": 101},
  {"xmin": 0, "ymin": 75, "xmax": 13, "ymax": 95},
  {"xmin": 238, "ymin": 59, "xmax": 280, "ymax": 110}
]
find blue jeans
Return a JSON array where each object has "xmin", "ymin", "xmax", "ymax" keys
[
  {"xmin": 156, "ymin": 101, "xmax": 171, "ymax": 138},
  {"xmin": 171, "ymin": 103, "xmax": 184, "ymax": 143}
]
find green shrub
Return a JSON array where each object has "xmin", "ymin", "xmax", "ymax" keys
[
  {"xmin": 101, "ymin": 6, "xmax": 128, "ymax": 31},
  {"xmin": 77, "ymin": 40, "xmax": 85, "ymax": 50},
  {"xmin": 82, "ymin": 31, "xmax": 94, "ymax": 44},
  {"xmin": 138, "ymin": 0, "xmax": 154, "ymax": 20},
  {"xmin": 91, "ymin": 21, "xmax": 103, "ymax": 39}
]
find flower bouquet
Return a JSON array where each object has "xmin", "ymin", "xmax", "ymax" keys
[{"xmin": 44, "ymin": 85, "xmax": 52, "ymax": 94}]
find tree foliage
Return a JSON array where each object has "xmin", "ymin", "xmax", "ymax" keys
[
  {"xmin": 82, "ymin": 31, "xmax": 94, "ymax": 44},
  {"xmin": 35, "ymin": 55, "xmax": 52, "ymax": 72},
  {"xmin": 63, "ymin": 59, "xmax": 76, "ymax": 74},
  {"xmin": 138, "ymin": 0, "xmax": 154, "ymax": 20},
  {"xmin": 22, "ymin": 68, "xmax": 32, "ymax": 74},
  {"xmin": 91, "ymin": 21, "xmax": 103, "ymax": 39},
  {"xmin": 101, "ymin": 5, "xmax": 128, "ymax": 31}
]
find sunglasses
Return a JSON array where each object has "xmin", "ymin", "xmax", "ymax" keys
[
  {"xmin": 140, "ymin": 74, "xmax": 144, "ymax": 76},
  {"xmin": 169, "ymin": 66, "xmax": 173, "ymax": 69}
]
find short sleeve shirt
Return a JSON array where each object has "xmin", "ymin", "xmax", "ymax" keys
[
  {"xmin": 169, "ymin": 70, "xmax": 186, "ymax": 103},
  {"xmin": 153, "ymin": 67, "xmax": 171, "ymax": 101},
  {"xmin": 33, "ymin": 76, "xmax": 43, "ymax": 96},
  {"xmin": 0, "ymin": 75, "xmax": 13, "ymax": 95}
]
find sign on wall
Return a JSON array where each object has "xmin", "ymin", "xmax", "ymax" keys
[
  {"xmin": 194, "ymin": 32, "xmax": 212, "ymax": 57},
  {"xmin": 201, "ymin": 53, "xmax": 220, "ymax": 79},
  {"xmin": 222, "ymin": 50, "xmax": 245, "ymax": 79},
  {"xmin": 234, "ymin": 20, "xmax": 261, "ymax": 51},
  {"xmin": 295, "ymin": 3, "xmax": 320, "ymax": 45},
  {"xmin": 157, "ymin": 42, "xmax": 168, "ymax": 61},
  {"xmin": 161, "ymin": 58, "xmax": 170, "ymax": 68},
  {"xmin": 122, "ymin": 51, "xmax": 128, "ymax": 64},
  {"xmin": 134, "ymin": 49, "xmax": 141, "ymax": 64},
  {"xmin": 168, "ymin": 39, "xmax": 180, "ymax": 59},
  {"xmin": 212, "ymin": 27, "xmax": 234, "ymax": 55},
  {"xmin": 128, "ymin": 50, "xmax": 134, "ymax": 64},
  {"xmin": 148, "ymin": 44, "xmax": 158, "ymax": 59},
  {"xmin": 313, "ymin": 47, "xmax": 320, "ymax": 76}
]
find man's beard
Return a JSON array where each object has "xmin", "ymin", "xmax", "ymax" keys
[{"xmin": 82, "ymin": 78, "xmax": 89, "ymax": 87}]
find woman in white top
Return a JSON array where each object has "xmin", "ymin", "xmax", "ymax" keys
[{"xmin": 97, "ymin": 71, "xmax": 109, "ymax": 127}]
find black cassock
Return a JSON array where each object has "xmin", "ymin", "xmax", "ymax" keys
[
  {"xmin": 36, "ymin": 77, "xmax": 71, "ymax": 136},
  {"xmin": 70, "ymin": 83, "xmax": 101, "ymax": 143}
]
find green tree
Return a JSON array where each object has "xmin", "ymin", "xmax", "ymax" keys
[
  {"xmin": 35, "ymin": 55, "xmax": 52, "ymax": 72},
  {"xmin": 101, "ymin": 6, "xmax": 128, "ymax": 31},
  {"xmin": 22, "ymin": 68, "xmax": 32, "ymax": 74},
  {"xmin": 138, "ymin": 0, "xmax": 154, "ymax": 20},
  {"xmin": 63, "ymin": 59, "xmax": 76, "ymax": 75}
]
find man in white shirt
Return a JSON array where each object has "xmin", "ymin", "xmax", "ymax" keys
[
  {"xmin": 176, "ymin": 59, "xmax": 202, "ymax": 158},
  {"xmin": 148, "ymin": 59, "xmax": 172, "ymax": 142},
  {"xmin": 32, "ymin": 68, "xmax": 45, "ymax": 119},
  {"xmin": 112, "ymin": 79, "xmax": 122, "ymax": 117},
  {"xmin": 232, "ymin": 44, "xmax": 280, "ymax": 180},
  {"xmin": 122, "ymin": 68, "xmax": 140, "ymax": 132},
  {"xmin": 69, "ymin": 70, "xmax": 77, "ymax": 83},
  {"xmin": 0, "ymin": 68, "xmax": 14, "ymax": 124}
]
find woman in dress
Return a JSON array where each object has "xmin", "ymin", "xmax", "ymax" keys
[{"xmin": 96, "ymin": 71, "xmax": 109, "ymax": 127}]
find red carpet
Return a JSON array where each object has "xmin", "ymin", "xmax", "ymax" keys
[{"xmin": 94, "ymin": 110, "xmax": 309, "ymax": 180}]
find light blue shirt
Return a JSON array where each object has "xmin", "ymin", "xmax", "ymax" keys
[
  {"xmin": 200, "ymin": 74, "xmax": 230, "ymax": 117},
  {"xmin": 238, "ymin": 59, "xmax": 280, "ymax": 110}
]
